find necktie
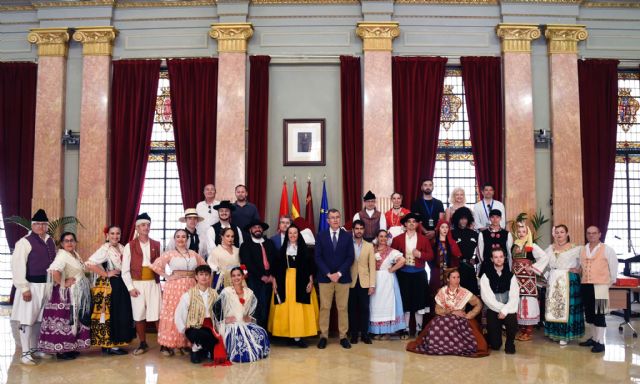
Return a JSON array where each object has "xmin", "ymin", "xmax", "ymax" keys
[
  {"xmin": 188, "ymin": 231, "xmax": 199, "ymax": 252},
  {"xmin": 332, "ymin": 231, "xmax": 338, "ymax": 250},
  {"xmin": 260, "ymin": 243, "xmax": 270, "ymax": 271}
]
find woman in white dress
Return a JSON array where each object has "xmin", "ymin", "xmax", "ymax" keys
[
  {"xmin": 215, "ymin": 267, "xmax": 270, "ymax": 363},
  {"xmin": 208, "ymin": 227, "xmax": 240, "ymax": 291},
  {"xmin": 38, "ymin": 232, "xmax": 91, "ymax": 360},
  {"xmin": 544, "ymin": 224, "xmax": 585, "ymax": 346},
  {"xmin": 369, "ymin": 229, "xmax": 407, "ymax": 339}
]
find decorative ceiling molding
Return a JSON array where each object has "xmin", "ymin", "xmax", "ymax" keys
[
  {"xmin": 33, "ymin": 0, "xmax": 114, "ymax": 8},
  {"xmin": 115, "ymin": 0, "xmax": 216, "ymax": 8}
]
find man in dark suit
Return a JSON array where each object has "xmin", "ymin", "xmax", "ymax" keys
[
  {"xmin": 239, "ymin": 219, "xmax": 277, "ymax": 329},
  {"xmin": 315, "ymin": 209, "xmax": 355, "ymax": 349},
  {"xmin": 270, "ymin": 215, "xmax": 292, "ymax": 252}
]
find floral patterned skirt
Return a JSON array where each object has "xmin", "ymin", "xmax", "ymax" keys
[
  {"xmin": 38, "ymin": 285, "xmax": 91, "ymax": 353},
  {"xmin": 545, "ymin": 272, "xmax": 585, "ymax": 341},
  {"xmin": 158, "ymin": 277, "xmax": 197, "ymax": 348}
]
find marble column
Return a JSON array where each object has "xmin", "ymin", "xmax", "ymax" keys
[
  {"xmin": 27, "ymin": 28, "xmax": 70, "ymax": 220},
  {"xmin": 356, "ymin": 22, "xmax": 399, "ymax": 199},
  {"xmin": 545, "ymin": 25, "xmax": 588, "ymax": 243},
  {"xmin": 73, "ymin": 27, "xmax": 117, "ymax": 257},
  {"xmin": 209, "ymin": 23, "xmax": 253, "ymax": 201},
  {"xmin": 496, "ymin": 24, "xmax": 541, "ymax": 222}
]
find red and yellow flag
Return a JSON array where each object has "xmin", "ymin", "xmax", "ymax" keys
[{"xmin": 291, "ymin": 180, "xmax": 301, "ymax": 219}]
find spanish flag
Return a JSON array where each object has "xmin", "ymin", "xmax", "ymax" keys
[
  {"xmin": 279, "ymin": 180, "xmax": 289, "ymax": 218},
  {"xmin": 291, "ymin": 180, "xmax": 301, "ymax": 219}
]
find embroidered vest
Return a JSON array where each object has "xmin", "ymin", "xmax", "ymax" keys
[
  {"xmin": 129, "ymin": 238, "xmax": 161, "ymax": 283},
  {"xmin": 185, "ymin": 286, "xmax": 217, "ymax": 329},
  {"xmin": 359, "ymin": 209, "xmax": 381, "ymax": 240},
  {"xmin": 25, "ymin": 233, "xmax": 56, "ymax": 281},
  {"xmin": 580, "ymin": 245, "xmax": 610, "ymax": 285}
]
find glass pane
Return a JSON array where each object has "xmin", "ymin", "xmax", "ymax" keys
[{"xmin": 0, "ymin": 205, "xmax": 11, "ymax": 298}]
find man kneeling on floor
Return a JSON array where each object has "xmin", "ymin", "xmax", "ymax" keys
[{"xmin": 175, "ymin": 265, "xmax": 220, "ymax": 364}]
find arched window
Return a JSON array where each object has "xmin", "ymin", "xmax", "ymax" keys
[
  {"xmin": 606, "ymin": 70, "xmax": 640, "ymax": 255},
  {"xmin": 139, "ymin": 71, "xmax": 184, "ymax": 250},
  {"xmin": 433, "ymin": 68, "xmax": 477, "ymax": 208}
]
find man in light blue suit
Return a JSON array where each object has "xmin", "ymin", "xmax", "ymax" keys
[{"xmin": 315, "ymin": 209, "xmax": 355, "ymax": 350}]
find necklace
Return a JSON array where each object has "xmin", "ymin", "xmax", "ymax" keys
[{"xmin": 176, "ymin": 248, "xmax": 192, "ymax": 270}]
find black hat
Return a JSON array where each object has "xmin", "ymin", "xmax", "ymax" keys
[
  {"xmin": 136, "ymin": 212, "xmax": 152, "ymax": 224},
  {"xmin": 213, "ymin": 200, "xmax": 236, "ymax": 212},
  {"xmin": 244, "ymin": 219, "xmax": 269, "ymax": 232},
  {"xmin": 31, "ymin": 209, "xmax": 49, "ymax": 223},
  {"xmin": 400, "ymin": 212, "xmax": 421, "ymax": 225},
  {"xmin": 489, "ymin": 209, "xmax": 502, "ymax": 218},
  {"xmin": 363, "ymin": 190, "xmax": 376, "ymax": 201}
]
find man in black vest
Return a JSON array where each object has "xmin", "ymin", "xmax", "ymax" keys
[
  {"xmin": 205, "ymin": 200, "xmax": 243, "ymax": 255},
  {"xmin": 478, "ymin": 209, "xmax": 513, "ymax": 277}
]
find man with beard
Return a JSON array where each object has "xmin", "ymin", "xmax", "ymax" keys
[
  {"xmin": 239, "ymin": 220, "xmax": 276, "ymax": 329},
  {"xmin": 206, "ymin": 200, "xmax": 244, "ymax": 254},
  {"xmin": 232, "ymin": 184, "xmax": 260, "ymax": 239},
  {"xmin": 410, "ymin": 179, "xmax": 445, "ymax": 240},
  {"xmin": 348, "ymin": 220, "xmax": 376, "ymax": 344}
]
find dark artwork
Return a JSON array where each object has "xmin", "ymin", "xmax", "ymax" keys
[{"xmin": 298, "ymin": 132, "xmax": 312, "ymax": 153}]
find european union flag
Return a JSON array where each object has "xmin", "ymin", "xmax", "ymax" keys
[{"xmin": 318, "ymin": 179, "xmax": 329, "ymax": 233}]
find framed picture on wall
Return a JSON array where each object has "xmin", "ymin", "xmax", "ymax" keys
[{"xmin": 283, "ymin": 119, "xmax": 326, "ymax": 166}]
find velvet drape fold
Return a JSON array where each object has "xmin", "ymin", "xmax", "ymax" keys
[
  {"xmin": 578, "ymin": 59, "xmax": 619, "ymax": 239},
  {"xmin": 0, "ymin": 62, "xmax": 37, "ymax": 248},
  {"xmin": 392, "ymin": 56, "xmax": 447, "ymax": 202},
  {"xmin": 167, "ymin": 58, "xmax": 218, "ymax": 209},
  {"xmin": 109, "ymin": 60, "xmax": 160, "ymax": 241}
]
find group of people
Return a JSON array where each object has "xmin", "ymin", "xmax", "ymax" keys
[{"xmin": 11, "ymin": 180, "xmax": 619, "ymax": 367}]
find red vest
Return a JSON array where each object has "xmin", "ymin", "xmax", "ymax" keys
[{"xmin": 129, "ymin": 237, "xmax": 161, "ymax": 283}]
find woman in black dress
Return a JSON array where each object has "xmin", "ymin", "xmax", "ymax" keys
[{"xmin": 451, "ymin": 207, "xmax": 479, "ymax": 295}]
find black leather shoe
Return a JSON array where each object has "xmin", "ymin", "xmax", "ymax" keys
[
  {"xmin": 317, "ymin": 338, "xmax": 327, "ymax": 349},
  {"xmin": 505, "ymin": 345, "xmax": 516, "ymax": 355},
  {"xmin": 296, "ymin": 339, "xmax": 308, "ymax": 348},
  {"xmin": 362, "ymin": 336, "xmax": 373, "ymax": 344},
  {"xmin": 350, "ymin": 335, "xmax": 358, "ymax": 344},
  {"xmin": 108, "ymin": 348, "xmax": 128, "ymax": 355},
  {"xmin": 56, "ymin": 353, "xmax": 74, "ymax": 360},
  {"xmin": 591, "ymin": 342, "xmax": 605, "ymax": 353},
  {"xmin": 340, "ymin": 338, "xmax": 352, "ymax": 349},
  {"xmin": 190, "ymin": 351, "xmax": 202, "ymax": 364},
  {"xmin": 579, "ymin": 338, "xmax": 595, "ymax": 347}
]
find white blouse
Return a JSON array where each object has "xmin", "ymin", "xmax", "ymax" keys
[{"xmin": 86, "ymin": 243, "xmax": 124, "ymax": 271}]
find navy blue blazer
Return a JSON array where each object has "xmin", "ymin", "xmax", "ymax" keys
[
  {"xmin": 270, "ymin": 233, "xmax": 284, "ymax": 252},
  {"xmin": 315, "ymin": 228, "xmax": 354, "ymax": 284}
]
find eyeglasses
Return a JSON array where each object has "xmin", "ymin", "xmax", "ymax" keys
[{"xmin": 62, "ymin": 239, "xmax": 76, "ymax": 243}]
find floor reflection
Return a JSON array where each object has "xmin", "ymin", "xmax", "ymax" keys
[{"xmin": 2, "ymin": 313, "xmax": 640, "ymax": 384}]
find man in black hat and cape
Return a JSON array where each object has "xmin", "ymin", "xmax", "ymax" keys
[{"xmin": 239, "ymin": 220, "xmax": 276, "ymax": 329}]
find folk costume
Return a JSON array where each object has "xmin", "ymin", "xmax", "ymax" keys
[
  {"xmin": 10, "ymin": 209, "xmax": 56, "ymax": 364},
  {"xmin": 352, "ymin": 191, "xmax": 387, "ymax": 242},
  {"xmin": 369, "ymin": 247, "xmax": 406, "ymax": 335},
  {"xmin": 451, "ymin": 207, "xmax": 479, "ymax": 295},
  {"xmin": 208, "ymin": 244, "xmax": 241, "ymax": 291},
  {"xmin": 478, "ymin": 215, "xmax": 513, "ymax": 277},
  {"xmin": 480, "ymin": 264, "xmax": 519, "ymax": 354},
  {"xmin": 205, "ymin": 200, "xmax": 244, "ymax": 254},
  {"xmin": 430, "ymin": 220, "xmax": 462, "ymax": 293}
]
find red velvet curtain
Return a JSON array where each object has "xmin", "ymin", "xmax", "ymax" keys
[
  {"xmin": 393, "ymin": 56, "xmax": 448, "ymax": 202},
  {"xmin": 110, "ymin": 60, "xmax": 161, "ymax": 241},
  {"xmin": 167, "ymin": 58, "xmax": 218, "ymax": 209},
  {"xmin": 578, "ymin": 59, "xmax": 619, "ymax": 238},
  {"xmin": 461, "ymin": 56, "xmax": 504, "ymax": 201},
  {"xmin": 247, "ymin": 56, "xmax": 271, "ymax": 219},
  {"xmin": 340, "ymin": 56, "xmax": 363, "ymax": 223},
  {"xmin": 0, "ymin": 62, "xmax": 37, "ymax": 248}
]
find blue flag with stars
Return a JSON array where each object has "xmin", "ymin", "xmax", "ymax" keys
[{"xmin": 318, "ymin": 179, "xmax": 329, "ymax": 233}]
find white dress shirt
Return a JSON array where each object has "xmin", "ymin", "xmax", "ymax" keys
[
  {"xmin": 121, "ymin": 240, "xmax": 151, "ymax": 291},
  {"xmin": 472, "ymin": 199, "xmax": 506, "ymax": 229}
]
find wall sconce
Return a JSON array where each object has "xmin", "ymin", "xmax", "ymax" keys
[
  {"xmin": 62, "ymin": 129, "xmax": 80, "ymax": 146},
  {"xmin": 534, "ymin": 129, "xmax": 551, "ymax": 148}
]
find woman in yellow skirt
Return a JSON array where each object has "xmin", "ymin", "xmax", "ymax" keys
[{"xmin": 268, "ymin": 225, "xmax": 319, "ymax": 347}]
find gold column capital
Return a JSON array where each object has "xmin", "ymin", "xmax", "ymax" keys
[
  {"xmin": 73, "ymin": 26, "xmax": 118, "ymax": 56},
  {"xmin": 209, "ymin": 23, "xmax": 254, "ymax": 53},
  {"xmin": 544, "ymin": 24, "xmax": 588, "ymax": 55},
  {"xmin": 27, "ymin": 28, "xmax": 70, "ymax": 57},
  {"xmin": 356, "ymin": 22, "xmax": 400, "ymax": 52},
  {"xmin": 496, "ymin": 24, "xmax": 541, "ymax": 53}
]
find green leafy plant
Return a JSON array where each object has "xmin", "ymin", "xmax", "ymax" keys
[
  {"xmin": 6, "ymin": 215, "xmax": 84, "ymax": 246},
  {"xmin": 508, "ymin": 210, "xmax": 549, "ymax": 243}
]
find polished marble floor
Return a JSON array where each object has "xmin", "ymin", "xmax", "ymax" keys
[{"xmin": 2, "ymin": 309, "xmax": 640, "ymax": 384}]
